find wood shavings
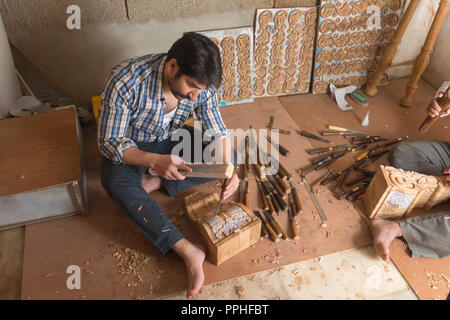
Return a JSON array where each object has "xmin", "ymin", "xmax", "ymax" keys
[
  {"xmin": 294, "ymin": 276, "xmax": 303, "ymax": 290},
  {"xmin": 355, "ymin": 293, "xmax": 365, "ymax": 300},
  {"xmin": 235, "ymin": 285, "xmax": 244, "ymax": 298},
  {"xmin": 426, "ymin": 272, "xmax": 449, "ymax": 289},
  {"xmin": 247, "ymin": 274, "xmax": 256, "ymax": 281},
  {"xmin": 113, "ymin": 247, "xmax": 152, "ymax": 293}
]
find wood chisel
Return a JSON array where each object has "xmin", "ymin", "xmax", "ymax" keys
[
  {"xmin": 298, "ymin": 130, "xmax": 333, "ymax": 144},
  {"xmin": 277, "ymin": 161, "xmax": 292, "ymax": 179},
  {"xmin": 241, "ymin": 163, "xmax": 248, "ymax": 181},
  {"xmin": 267, "ymin": 174, "xmax": 285, "ymax": 196},
  {"xmin": 342, "ymin": 181, "xmax": 370, "ymax": 200},
  {"xmin": 266, "ymin": 135, "xmax": 290, "ymax": 157},
  {"xmin": 289, "ymin": 180, "xmax": 303, "ymax": 215},
  {"xmin": 306, "ymin": 144, "xmax": 349, "ymax": 154},
  {"xmin": 239, "ymin": 180, "xmax": 243, "ymax": 203},
  {"xmin": 311, "ymin": 171, "xmax": 332, "ymax": 193},
  {"xmin": 264, "ymin": 178, "xmax": 288, "ymax": 211},
  {"xmin": 288, "ymin": 191, "xmax": 297, "ymax": 216},
  {"xmin": 268, "ymin": 116, "xmax": 274, "ymax": 129},
  {"xmin": 252, "ymin": 210, "xmax": 268, "ymax": 238},
  {"xmin": 244, "ymin": 181, "xmax": 249, "ymax": 208},
  {"xmin": 245, "ymin": 136, "xmax": 250, "ymax": 172},
  {"xmin": 214, "ymin": 178, "xmax": 228, "ymax": 216},
  {"xmin": 260, "ymin": 179, "xmax": 277, "ymax": 214},
  {"xmin": 314, "ymin": 150, "xmax": 347, "ymax": 170},
  {"xmin": 264, "ymin": 210, "xmax": 287, "ymax": 239},
  {"xmin": 276, "ymin": 128, "xmax": 291, "ymax": 135},
  {"xmin": 254, "ymin": 210, "xmax": 279, "ymax": 242},
  {"xmin": 298, "ymin": 172, "xmax": 328, "ymax": 222},
  {"xmin": 256, "ymin": 179, "xmax": 269, "ymax": 210},
  {"xmin": 288, "ymin": 205, "xmax": 300, "ymax": 240},
  {"xmin": 327, "ymin": 125, "xmax": 366, "ymax": 135},
  {"xmin": 275, "ymin": 174, "xmax": 290, "ymax": 193}
]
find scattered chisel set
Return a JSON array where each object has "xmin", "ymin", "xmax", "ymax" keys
[
  {"xmin": 237, "ymin": 125, "xmax": 302, "ymax": 242},
  {"xmin": 298, "ymin": 124, "xmax": 409, "ymax": 201},
  {"xmin": 238, "ymin": 118, "xmax": 409, "ymax": 242}
]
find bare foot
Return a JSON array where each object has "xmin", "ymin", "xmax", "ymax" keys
[
  {"xmin": 141, "ymin": 175, "xmax": 161, "ymax": 194},
  {"xmin": 172, "ymin": 239, "xmax": 206, "ymax": 299},
  {"xmin": 369, "ymin": 218, "xmax": 403, "ymax": 262}
]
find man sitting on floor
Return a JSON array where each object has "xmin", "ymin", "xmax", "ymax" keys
[
  {"xmin": 97, "ymin": 32, "xmax": 240, "ymax": 298},
  {"xmin": 370, "ymin": 81, "xmax": 450, "ymax": 262}
]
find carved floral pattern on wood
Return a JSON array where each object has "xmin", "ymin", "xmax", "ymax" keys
[
  {"xmin": 198, "ymin": 27, "xmax": 254, "ymax": 106},
  {"xmin": 254, "ymin": 7, "xmax": 317, "ymax": 97},
  {"xmin": 312, "ymin": 0, "xmax": 404, "ymax": 94},
  {"xmin": 364, "ymin": 165, "xmax": 450, "ymax": 220}
]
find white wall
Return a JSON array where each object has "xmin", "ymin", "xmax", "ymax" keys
[{"xmin": 423, "ymin": 5, "xmax": 450, "ymax": 89}]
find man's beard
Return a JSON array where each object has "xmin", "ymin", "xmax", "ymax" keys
[{"xmin": 168, "ymin": 77, "xmax": 189, "ymax": 100}]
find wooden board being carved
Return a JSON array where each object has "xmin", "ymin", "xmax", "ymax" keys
[
  {"xmin": 312, "ymin": 0, "xmax": 405, "ymax": 94},
  {"xmin": 254, "ymin": 7, "xmax": 317, "ymax": 97},
  {"xmin": 149, "ymin": 163, "xmax": 234, "ymax": 179},
  {"xmin": 363, "ymin": 165, "xmax": 450, "ymax": 220},
  {"xmin": 184, "ymin": 192, "xmax": 261, "ymax": 265},
  {"xmin": 198, "ymin": 27, "xmax": 254, "ymax": 106}
]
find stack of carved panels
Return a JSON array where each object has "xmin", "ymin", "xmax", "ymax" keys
[
  {"xmin": 198, "ymin": 27, "xmax": 254, "ymax": 106},
  {"xmin": 312, "ymin": 0, "xmax": 404, "ymax": 94},
  {"xmin": 253, "ymin": 7, "xmax": 318, "ymax": 97}
]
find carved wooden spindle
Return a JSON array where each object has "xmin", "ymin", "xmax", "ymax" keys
[
  {"xmin": 364, "ymin": 0, "xmax": 421, "ymax": 97},
  {"xmin": 418, "ymin": 86, "xmax": 450, "ymax": 133},
  {"xmin": 399, "ymin": 0, "xmax": 450, "ymax": 108}
]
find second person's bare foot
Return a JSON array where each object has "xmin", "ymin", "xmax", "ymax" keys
[{"xmin": 369, "ymin": 218, "xmax": 403, "ymax": 262}]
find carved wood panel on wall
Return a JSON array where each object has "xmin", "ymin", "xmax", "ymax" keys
[
  {"xmin": 254, "ymin": 7, "xmax": 317, "ymax": 97},
  {"xmin": 312, "ymin": 0, "xmax": 405, "ymax": 94},
  {"xmin": 198, "ymin": 27, "xmax": 254, "ymax": 106}
]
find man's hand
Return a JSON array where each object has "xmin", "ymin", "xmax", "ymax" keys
[
  {"xmin": 438, "ymin": 167, "xmax": 450, "ymax": 182},
  {"xmin": 427, "ymin": 93, "xmax": 450, "ymax": 118},
  {"xmin": 152, "ymin": 154, "xmax": 192, "ymax": 180},
  {"xmin": 220, "ymin": 173, "xmax": 239, "ymax": 200}
]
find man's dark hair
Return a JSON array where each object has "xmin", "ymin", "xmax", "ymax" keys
[{"xmin": 167, "ymin": 32, "xmax": 222, "ymax": 89}]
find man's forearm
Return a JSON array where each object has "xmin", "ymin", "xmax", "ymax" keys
[{"xmin": 122, "ymin": 147, "xmax": 159, "ymax": 168}]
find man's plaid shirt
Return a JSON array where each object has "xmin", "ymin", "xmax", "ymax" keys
[{"xmin": 97, "ymin": 53, "xmax": 229, "ymax": 164}]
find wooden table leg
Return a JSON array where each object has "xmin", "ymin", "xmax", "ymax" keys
[
  {"xmin": 399, "ymin": 0, "xmax": 450, "ymax": 108},
  {"xmin": 364, "ymin": 0, "xmax": 421, "ymax": 97}
]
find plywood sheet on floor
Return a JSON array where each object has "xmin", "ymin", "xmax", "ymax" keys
[
  {"xmin": 21, "ymin": 97, "xmax": 371, "ymax": 300},
  {"xmin": 389, "ymin": 205, "xmax": 450, "ymax": 301},
  {"xmin": 280, "ymin": 78, "xmax": 450, "ymax": 300}
]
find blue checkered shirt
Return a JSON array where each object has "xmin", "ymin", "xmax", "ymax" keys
[{"xmin": 97, "ymin": 53, "xmax": 229, "ymax": 164}]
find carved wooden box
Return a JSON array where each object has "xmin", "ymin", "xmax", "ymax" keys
[
  {"xmin": 363, "ymin": 165, "xmax": 450, "ymax": 220},
  {"xmin": 184, "ymin": 192, "xmax": 261, "ymax": 265}
]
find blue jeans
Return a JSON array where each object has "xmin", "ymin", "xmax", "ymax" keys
[{"xmin": 100, "ymin": 126, "xmax": 237, "ymax": 255}]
